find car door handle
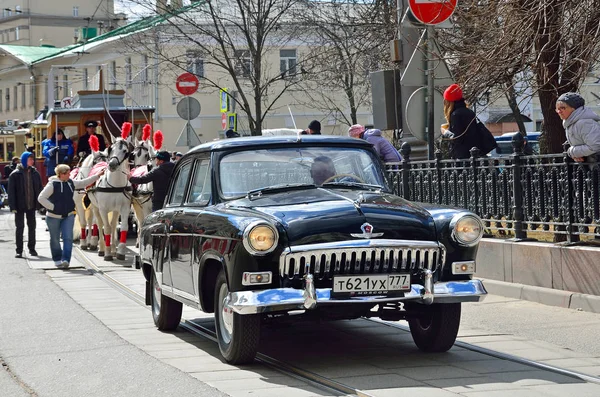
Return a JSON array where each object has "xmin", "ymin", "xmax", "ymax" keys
[{"xmin": 173, "ymin": 210, "xmax": 184, "ymax": 215}]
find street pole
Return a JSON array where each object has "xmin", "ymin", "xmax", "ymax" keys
[{"xmin": 426, "ymin": 26, "xmax": 435, "ymax": 160}]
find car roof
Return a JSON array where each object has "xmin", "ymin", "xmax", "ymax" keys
[
  {"xmin": 186, "ymin": 135, "xmax": 373, "ymax": 155},
  {"xmin": 495, "ymin": 132, "xmax": 540, "ymax": 141}
]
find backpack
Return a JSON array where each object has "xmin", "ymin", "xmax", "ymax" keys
[{"xmin": 475, "ymin": 118, "xmax": 497, "ymax": 156}]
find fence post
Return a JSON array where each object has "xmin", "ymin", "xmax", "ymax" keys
[
  {"xmin": 510, "ymin": 134, "xmax": 530, "ymax": 241},
  {"xmin": 470, "ymin": 147, "xmax": 480, "ymax": 213},
  {"xmin": 400, "ymin": 142, "xmax": 411, "ymax": 200},
  {"xmin": 435, "ymin": 149, "xmax": 443, "ymax": 204},
  {"xmin": 563, "ymin": 142, "xmax": 576, "ymax": 243}
]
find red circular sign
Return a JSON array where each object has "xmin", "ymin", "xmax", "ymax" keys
[
  {"xmin": 176, "ymin": 72, "xmax": 199, "ymax": 96},
  {"xmin": 409, "ymin": 0, "xmax": 457, "ymax": 25}
]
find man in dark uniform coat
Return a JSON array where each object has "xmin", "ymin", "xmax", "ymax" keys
[
  {"xmin": 128, "ymin": 151, "xmax": 176, "ymax": 212},
  {"xmin": 77, "ymin": 120, "xmax": 106, "ymax": 156}
]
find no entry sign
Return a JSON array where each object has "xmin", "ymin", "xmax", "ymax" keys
[
  {"xmin": 409, "ymin": 0, "xmax": 457, "ymax": 25},
  {"xmin": 176, "ymin": 72, "xmax": 199, "ymax": 96}
]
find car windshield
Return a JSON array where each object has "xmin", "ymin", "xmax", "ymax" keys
[{"xmin": 219, "ymin": 147, "xmax": 388, "ymax": 199}]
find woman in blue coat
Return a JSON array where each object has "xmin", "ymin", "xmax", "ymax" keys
[{"xmin": 42, "ymin": 129, "xmax": 74, "ymax": 176}]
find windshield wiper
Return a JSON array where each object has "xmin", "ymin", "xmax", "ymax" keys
[
  {"xmin": 247, "ymin": 183, "xmax": 318, "ymax": 199},
  {"xmin": 321, "ymin": 181, "xmax": 383, "ymax": 191}
]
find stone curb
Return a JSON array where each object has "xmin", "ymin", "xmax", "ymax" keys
[{"xmin": 478, "ymin": 278, "xmax": 600, "ymax": 314}]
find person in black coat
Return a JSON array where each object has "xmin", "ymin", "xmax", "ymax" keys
[
  {"xmin": 3, "ymin": 156, "xmax": 19, "ymax": 179},
  {"xmin": 128, "ymin": 151, "xmax": 176, "ymax": 212},
  {"xmin": 441, "ymin": 84, "xmax": 480, "ymax": 159},
  {"xmin": 8, "ymin": 151, "xmax": 43, "ymax": 258},
  {"xmin": 77, "ymin": 120, "xmax": 106, "ymax": 157}
]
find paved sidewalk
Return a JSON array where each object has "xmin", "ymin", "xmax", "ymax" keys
[{"xmin": 0, "ymin": 210, "xmax": 227, "ymax": 397}]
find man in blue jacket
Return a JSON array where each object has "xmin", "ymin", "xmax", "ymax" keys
[{"xmin": 42, "ymin": 129, "xmax": 74, "ymax": 176}]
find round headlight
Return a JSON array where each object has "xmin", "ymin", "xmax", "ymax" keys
[
  {"xmin": 450, "ymin": 213, "xmax": 483, "ymax": 246},
  {"xmin": 243, "ymin": 222, "xmax": 278, "ymax": 255}
]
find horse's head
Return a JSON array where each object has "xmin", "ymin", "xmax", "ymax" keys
[
  {"xmin": 107, "ymin": 138, "xmax": 130, "ymax": 172},
  {"xmin": 131, "ymin": 138, "xmax": 156, "ymax": 167},
  {"xmin": 93, "ymin": 149, "xmax": 109, "ymax": 164}
]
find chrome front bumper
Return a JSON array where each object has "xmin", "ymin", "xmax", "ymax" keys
[{"xmin": 226, "ymin": 279, "xmax": 487, "ymax": 315}]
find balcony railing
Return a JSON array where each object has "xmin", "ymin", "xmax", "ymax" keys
[{"xmin": 385, "ymin": 134, "xmax": 600, "ymax": 243}]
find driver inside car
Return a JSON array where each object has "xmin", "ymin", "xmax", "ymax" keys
[{"xmin": 310, "ymin": 156, "xmax": 336, "ymax": 185}]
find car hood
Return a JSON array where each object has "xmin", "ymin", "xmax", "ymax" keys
[{"xmin": 227, "ymin": 188, "xmax": 436, "ymax": 245}]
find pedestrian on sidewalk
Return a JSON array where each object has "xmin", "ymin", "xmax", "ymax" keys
[
  {"xmin": 7, "ymin": 151, "xmax": 43, "ymax": 258},
  {"xmin": 555, "ymin": 92, "xmax": 600, "ymax": 163},
  {"xmin": 348, "ymin": 124, "xmax": 402, "ymax": 162},
  {"xmin": 42, "ymin": 129, "xmax": 74, "ymax": 177},
  {"xmin": 441, "ymin": 83, "xmax": 480, "ymax": 159},
  {"xmin": 38, "ymin": 164, "xmax": 104, "ymax": 268}
]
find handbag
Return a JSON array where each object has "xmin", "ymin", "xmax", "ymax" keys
[{"xmin": 475, "ymin": 118, "xmax": 497, "ymax": 156}]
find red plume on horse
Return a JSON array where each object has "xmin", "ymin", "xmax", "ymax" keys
[
  {"xmin": 121, "ymin": 122, "xmax": 132, "ymax": 139},
  {"xmin": 89, "ymin": 135, "xmax": 100, "ymax": 152},
  {"xmin": 153, "ymin": 130, "xmax": 163, "ymax": 150},
  {"xmin": 142, "ymin": 124, "xmax": 152, "ymax": 141}
]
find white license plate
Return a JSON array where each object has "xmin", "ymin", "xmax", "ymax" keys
[{"xmin": 332, "ymin": 274, "xmax": 411, "ymax": 295}]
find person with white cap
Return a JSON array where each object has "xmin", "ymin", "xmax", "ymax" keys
[{"xmin": 555, "ymin": 92, "xmax": 600, "ymax": 162}]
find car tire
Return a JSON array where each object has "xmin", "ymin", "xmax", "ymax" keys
[
  {"xmin": 151, "ymin": 269, "xmax": 182, "ymax": 330},
  {"xmin": 408, "ymin": 303, "xmax": 461, "ymax": 353},
  {"xmin": 214, "ymin": 269, "xmax": 260, "ymax": 364}
]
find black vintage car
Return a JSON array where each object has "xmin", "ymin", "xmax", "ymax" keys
[{"xmin": 137, "ymin": 135, "xmax": 487, "ymax": 364}]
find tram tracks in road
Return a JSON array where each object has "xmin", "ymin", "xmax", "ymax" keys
[
  {"xmin": 74, "ymin": 248, "xmax": 374, "ymax": 397},
  {"xmin": 74, "ymin": 248, "xmax": 600, "ymax": 394}
]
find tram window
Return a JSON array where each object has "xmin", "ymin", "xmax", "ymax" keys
[
  {"xmin": 0, "ymin": 142, "xmax": 4, "ymax": 161},
  {"xmin": 7, "ymin": 141, "xmax": 14, "ymax": 159}
]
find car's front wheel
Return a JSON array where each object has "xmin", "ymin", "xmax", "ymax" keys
[
  {"xmin": 151, "ymin": 269, "xmax": 182, "ymax": 330},
  {"xmin": 408, "ymin": 303, "xmax": 461, "ymax": 352},
  {"xmin": 214, "ymin": 269, "xmax": 260, "ymax": 364}
]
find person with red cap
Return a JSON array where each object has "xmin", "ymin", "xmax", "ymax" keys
[{"xmin": 441, "ymin": 83, "xmax": 480, "ymax": 159}]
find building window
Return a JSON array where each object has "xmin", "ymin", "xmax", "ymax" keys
[
  {"xmin": 13, "ymin": 86, "xmax": 17, "ymax": 110},
  {"xmin": 73, "ymin": 6, "xmax": 79, "ymax": 17},
  {"xmin": 141, "ymin": 55, "xmax": 148, "ymax": 83},
  {"xmin": 83, "ymin": 68, "xmax": 88, "ymax": 90},
  {"xmin": 125, "ymin": 57, "xmax": 131, "ymax": 87},
  {"xmin": 21, "ymin": 84, "xmax": 25, "ymax": 108},
  {"xmin": 280, "ymin": 49, "xmax": 297, "ymax": 78},
  {"xmin": 0, "ymin": 89, "xmax": 3, "ymax": 112},
  {"xmin": 62, "ymin": 74, "xmax": 69, "ymax": 97},
  {"xmin": 109, "ymin": 61, "xmax": 117, "ymax": 89},
  {"xmin": 5, "ymin": 89, "xmax": 9, "ymax": 112},
  {"xmin": 234, "ymin": 50, "xmax": 252, "ymax": 78},
  {"xmin": 15, "ymin": 26, "xmax": 19, "ymax": 40},
  {"xmin": 186, "ymin": 52, "xmax": 204, "ymax": 78},
  {"xmin": 53, "ymin": 75, "xmax": 59, "ymax": 100},
  {"xmin": 30, "ymin": 83, "xmax": 34, "ymax": 107}
]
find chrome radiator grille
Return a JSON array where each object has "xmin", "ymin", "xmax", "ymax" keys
[{"xmin": 279, "ymin": 240, "xmax": 445, "ymax": 280}]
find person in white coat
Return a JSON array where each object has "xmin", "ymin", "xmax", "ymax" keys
[{"xmin": 556, "ymin": 92, "xmax": 600, "ymax": 162}]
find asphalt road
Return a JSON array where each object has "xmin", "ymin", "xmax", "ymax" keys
[{"xmin": 0, "ymin": 210, "xmax": 227, "ymax": 397}]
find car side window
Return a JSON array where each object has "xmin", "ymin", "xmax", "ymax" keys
[
  {"xmin": 188, "ymin": 159, "xmax": 211, "ymax": 206},
  {"xmin": 168, "ymin": 162, "xmax": 192, "ymax": 206}
]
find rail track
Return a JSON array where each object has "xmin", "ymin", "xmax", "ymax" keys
[{"xmin": 74, "ymin": 247, "xmax": 600, "ymax": 396}]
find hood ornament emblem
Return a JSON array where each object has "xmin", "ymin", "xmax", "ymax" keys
[{"xmin": 351, "ymin": 222, "xmax": 384, "ymax": 239}]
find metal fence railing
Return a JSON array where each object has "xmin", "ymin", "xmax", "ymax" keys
[{"xmin": 385, "ymin": 134, "xmax": 600, "ymax": 243}]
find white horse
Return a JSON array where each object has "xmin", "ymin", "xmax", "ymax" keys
[
  {"xmin": 72, "ymin": 150, "xmax": 107, "ymax": 250},
  {"xmin": 87, "ymin": 135, "xmax": 133, "ymax": 261},
  {"xmin": 130, "ymin": 135, "xmax": 156, "ymax": 248}
]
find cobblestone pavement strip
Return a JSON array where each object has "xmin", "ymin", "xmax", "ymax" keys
[{"xmin": 5, "ymin": 211, "xmax": 600, "ymax": 396}]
